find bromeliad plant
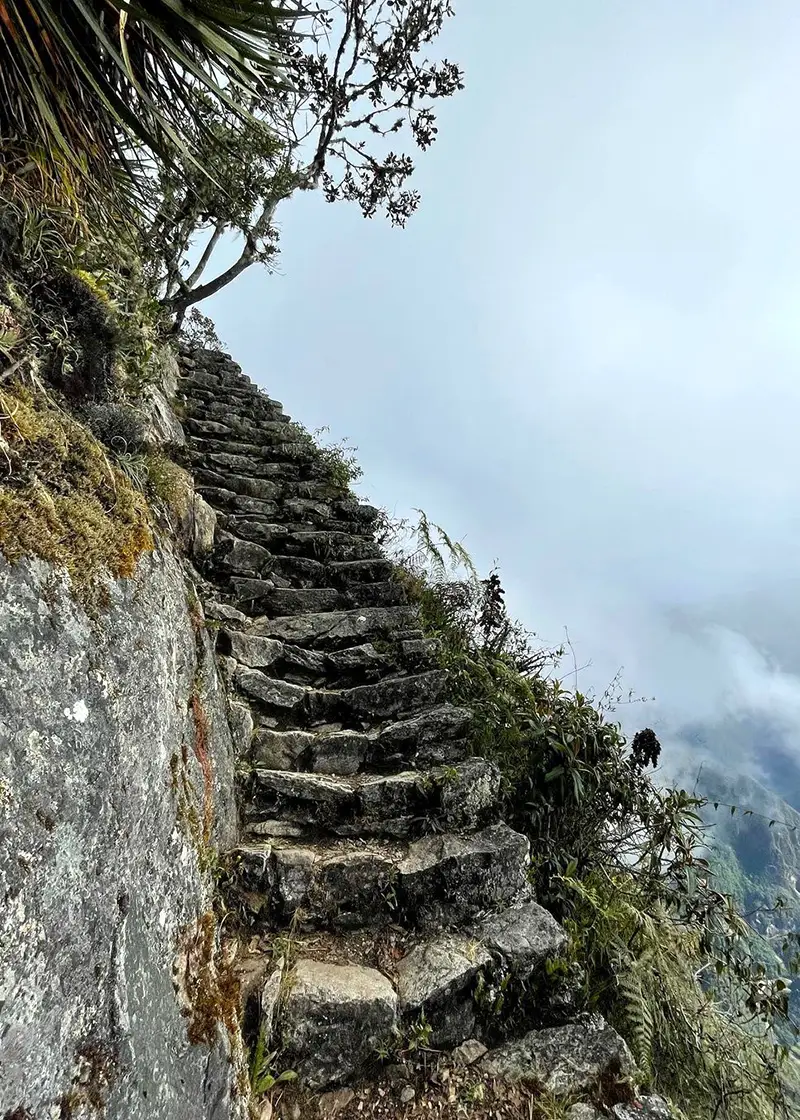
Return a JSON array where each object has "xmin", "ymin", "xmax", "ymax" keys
[{"xmin": 0, "ymin": 0, "xmax": 307, "ymax": 213}]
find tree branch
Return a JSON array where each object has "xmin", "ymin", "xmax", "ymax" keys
[
  {"xmin": 182, "ymin": 220, "xmax": 226, "ymax": 290},
  {"xmin": 168, "ymin": 197, "xmax": 281, "ymax": 314}
]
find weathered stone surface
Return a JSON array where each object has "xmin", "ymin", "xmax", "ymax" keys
[
  {"xmin": 286, "ymin": 531, "xmax": 383, "ymax": 562},
  {"xmin": 399, "ymin": 824, "xmax": 530, "ymax": 926},
  {"xmin": 344, "ymin": 580, "xmax": 407, "ymax": 608},
  {"xmin": 271, "ymin": 554, "xmax": 328, "ymax": 586},
  {"xmin": 141, "ymin": 384, "xmax": 186, "ymax": 448},
  {"xmin": 283, "ymin": 497, "xmax": 335, "ymax": 522},
  {"xmin": 204, "ymin": 600, "xmax": 249, "ymax": 625},
  {"xmin": 235, "ymin": 667, "xmax": 311, "ymax": 713},
  {"xmin": 192, "ymin": 493, "xmax": 218, "ymax": 557},
  {"xmin": 263, "ymin": 587, "xmax": 342, "ymax": 616},
  {"xmin": 251, "ymin": 728, "xmax": 315, "ymax": 769},
  {"xmin": 228, "ymin": 700, "xmax": 255, "ymax": 756},
  {"xmin": 567, "ymin": 1106, "xmax": 605, "ymax": 1120},
  {"xmin": 226, "ymin": 495, "xmax": 281, "ymax": 518},
  {"xmin": 252, "ymin": 606, "xmax": 417, "ymax": 649},
  {"xmin": 282, "ymin": 642, "xmax": 328, "ymax": 678},
  {"xmin": 396, "ymin": 935, "xmax": 491, "ymax": 1046},
  {"xmin": 223, "ymin": 630, "xmax": 284, "ymax": 669},
  {"xmin": 232, "ymin": 825, "xmax": 530, "ymax": 932},
  {"xmin": 244, "ymin": 761, "xmax": 498, "ymax": 838},
  {"xmin": 230, "ymin": 577, "xmax": 278, "ymax": 609},
  {"xmin": 260, "ymin": 956, "xmax": 285, "ymax": 1047},
  {"xmin": 613, "ymin": 1097, "xmax": 673, "ymax": 1119},
  {"xmin": 479, "ymin": 1013, "xmax": 635, "ymax": 1097},
  {"xmin": 210, "ymin": 474, "xmax": 281, "ymax": 500},
  {"xmin": 439, "ymin": 758, "xmax": 500, "ymax": 827},
  {"xmin": 281, "ymin": 960, "xmax": 397, "ymax": 1088},
  {"xmin": 0, "ymin": 555, "xmax": 242, "ymax": 1120},
  {"xmin": 214, "ymin": 535, "xmax": 273, "ymax": 577},
  {"xmin": 378, "ymin": 705, "xmax": 471, "ymax": 753},
  {"xmin": 452, "ymin": 1039, "xmax": 488, "ymax": 1067},
  {"xmin": 328, "ymin": 557, "xmax": 394, "ymax": 584},
  {"xmin": 473, "ymin": 901, "xmax": 567, "ymax": 975},
  {"xmin": 326, "ymin": 642, "xmax": 390, "ymax": 682},
  {"xmin": 217, "ymin": 517, "xmax": 285, "ymax": 545},
  {"xmin": 244, "ymin": 770, "xmax": 357, "ymax": 834},
  {"xmin": 310, "ymin": 730, "xmax": 374, "ymax": 775},
  {"xmin": 342, "ymin": 670, "xmax": 448, "ymax": 720}
]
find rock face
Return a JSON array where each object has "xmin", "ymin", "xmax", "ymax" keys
[{"xmin": 0, "ymin": 552, "xmax": 241, "ymax": 1120}]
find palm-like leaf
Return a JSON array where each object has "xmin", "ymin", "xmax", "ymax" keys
[{"xmin": 0, "ymin": 0, "xmax": 306, "ymax": 212}]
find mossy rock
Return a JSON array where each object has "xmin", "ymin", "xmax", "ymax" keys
[{"xmin": 0, "ymin": 382, "xmax": 153, "ymax": 600}]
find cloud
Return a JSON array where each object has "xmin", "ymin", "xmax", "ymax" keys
[{"xmin": 206, "ymin": 1, "xmax": 800, "ymax": 792}]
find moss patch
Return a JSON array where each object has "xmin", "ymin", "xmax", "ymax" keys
[
  {"xmin": 0, "ymin": 382, "xmax": 153, "ymax": 598},
  {"xmin": 146, "ymin": 452, "xmax": 192, "ymax": 519},
  {"xmin": 177, "ymin": 910, "xmax": 241, "ymax": 1047}
]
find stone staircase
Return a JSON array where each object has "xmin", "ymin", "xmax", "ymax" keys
[{"xmin": 175, "ymin": 344, "xmax": 669, "ymax": 1117}]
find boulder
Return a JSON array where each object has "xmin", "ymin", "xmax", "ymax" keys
[
  {"xmin": 479, "ymin": 1013, "xmax": 635, "ymax": 1098},
  {"xmin": 280, "ymin": 960, "xmax": 397, "ymax": 1088}
]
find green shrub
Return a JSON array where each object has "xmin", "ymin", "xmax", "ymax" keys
[{"xmin": 389, "ymin": 522, "xmax": 799, "ymax": 1120}]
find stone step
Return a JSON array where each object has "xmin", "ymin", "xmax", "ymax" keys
[
  {"xmin": 341, "ymin": 580, "xmax": 407, "ymax": 609},
  {"xmin": 240, "ymin": 758, "xmax": 500, "ymax": 839},
  {"xmin": 269, "ymin": 554, "xmax": 328, "ymax": 587},
  {"xmin": 229, "ymin": 822, "xmax": 531, "ymax": 931},
  {"xmin": 178, "ymin": 368, "xmax": 251, "ymax": 393},
  {"xmin": 220, "ymin": 632, "xmax": 393, "ymax": 690},
  {"xmin": 282, "ymin": 531, "xmax": 384, "ymax": 562},
  {"xmin": 249, "ymin": 605, "xmax": 418, "ymax": 649},
  {"xmin": 215, "ymin": 514, "xmax": 376, "ymax": 549},
  {"xmin": 260, "ymin": 586, "xmax": 343, "ymax": 616},
  {"xmin": 394, "ymin": 901, "xmax": 568, "ymax": 1047},
  {"xmin": 267, "ymin": 903, "xmax": 568, "ymax": 1088},
  {"xmin": 185, "ymin": 417, "xmax": 298, "ymax": 446},
  {"xmin": 212, "ymin": 533, "xmax": 273, "ymax": 578},
  {"xmin": 246, "ymin": 703, "xmax": 471, "ymax": 773},
  {"xmin": 233, "ymin": 665, "xmax": 447, "ymax": 728},
  {"xmin": 178, "ymin": 381, "xmax": 283, "ymax": 409},
  {"xmin": 195, "ymin": 471, "xmax": 283, "ymax": 501},
  {"xmin": 197, "ymin": 487, "xmax": 279, "ymax": 520},
  {"xmin": 183, "ymin": 403, "xmax": 288, "ymax": 430},
  {"xmin": 478, "ymin": 1013, "xmax": 635, "ymax": 1100},
  {"xmin": 188, "ymin": 440, "xmax": 301, "ymax": 470},
  {"xmin": 192, "ymin": 400, "xmax": 290, "ymax": 428},
  {"xmin": 279, "ymin": 959, "xmax": 396, "ymax": 1089},
  {"xmin": 327, "ymin": 557, "xmax": 395, "ymax": 586}
]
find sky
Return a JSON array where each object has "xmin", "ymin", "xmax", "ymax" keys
[{"xmin": 206, "ymin": 1, "xmax": 800, "ymax": 791}]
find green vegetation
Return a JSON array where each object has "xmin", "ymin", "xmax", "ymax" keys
[
  {"xmin": 249, "ymin": 1026, "xmax": 297, "ymax": 1097},
  {"xmin": 0, "ymin": 0, "xmax": 462, "ymax": 595},
  {"xmin": 0, "ymin": 0, "xmax": 303, "ymax": 221},
  {"xmin": 386, "ymin": 514, "xmax": 800, "ymax": 1120}
]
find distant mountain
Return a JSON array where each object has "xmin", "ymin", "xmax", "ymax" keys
[
  {"xmin": 673, "ymin": 715, "xmax": 800, "ymax": 816},
  {"xmin": 669, "ymin": 757, "xmax": 800, "ymax": 1043}
]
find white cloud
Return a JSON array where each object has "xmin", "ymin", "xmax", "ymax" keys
[{"xmin": 207, "ymin": 0, "xmax": 800, "ymax": 785}]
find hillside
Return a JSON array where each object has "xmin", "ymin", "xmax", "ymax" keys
[{"xmin": 2, "ymin": 5, "xmax": 799, "ymax": 1119}]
